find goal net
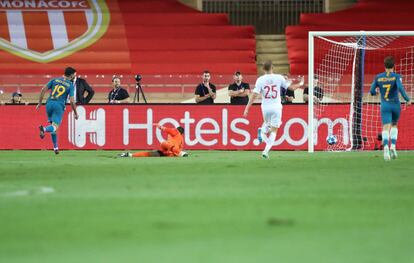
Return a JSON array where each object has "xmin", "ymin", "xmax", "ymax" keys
[{"xmin": 308, "ymin": 31, "xmax": 414, "ymax": 152}]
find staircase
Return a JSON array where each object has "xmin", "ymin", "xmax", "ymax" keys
[{"xmin": 256, "ymin": 35, "xmax": 289, "ymax": 75}]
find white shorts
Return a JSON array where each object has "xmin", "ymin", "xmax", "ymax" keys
[{"xmin": 262, "ymin": 107, "xmax": 282, "ymax": 128}]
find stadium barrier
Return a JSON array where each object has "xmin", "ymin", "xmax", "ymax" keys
[{"xmin": 1, "ymin": 104, "xmax": 413, "ymax": 150}]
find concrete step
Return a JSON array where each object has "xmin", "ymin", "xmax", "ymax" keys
[
  {"xmin": 256, "ymin": 41, "xmax": 287, "ymax": 53},
  {"xmin": 256, "ymin": 53, "xmax": 288, "ymax": 63},
  {"xmin": 256, "ymin": 34, "xmax": 286, "ymax": 41},
  {"xmin": 256, "ymin": 40, "xmax": 286, "ymax": 49},
  {"xmin": 256, "ymin": 46, "xmax": 287, "ymax": 54}
]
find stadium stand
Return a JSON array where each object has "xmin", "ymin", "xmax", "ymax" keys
[
  {"xmin": 286, "ymin": 0, "xmax": 414, "ymax": 75},
  {"xmin": 0, "ymin": 0, "xmax": 256, "ymax": 102}
]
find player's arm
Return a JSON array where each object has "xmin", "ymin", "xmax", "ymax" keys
[
  {"xmin": 36, "ymin": 84, "xmax": 48, "ymax": 110},
  {"xmin": 287, "ymin": 76, "xmax": 304, "ymax": 91},
  {"xmin": 156, "ymin": 124, "xmax": 178, "ymax": 136},
  {"xmin": 243, "ymin": 91, "xmax": 259, "ymax": 117},
  {"xmin": 68, "ymin": 84, "xmax": 78, "ymax": 119},
  {"xmin": 396, "ymin": 76, "xmax": 411, "ymax": 104},
  {"xmin": 69, "ymin": 96, "xmax": 79, "ymax": 119},
  {"xmin": 370, "ymin": 78, "xmax": 378, "ymax": 96}
]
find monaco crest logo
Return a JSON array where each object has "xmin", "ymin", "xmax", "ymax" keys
[{"xmin": 0, "ymin": 0, "xmax": 110, "ymax": 63}]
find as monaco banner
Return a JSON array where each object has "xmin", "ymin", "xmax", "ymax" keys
[{"xmin": 0, "ymin": 105, "xmax": 413, "ymax": 150}]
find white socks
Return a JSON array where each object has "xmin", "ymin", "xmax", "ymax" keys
[
  {"xmin": 264, "ymin": 131, "xmax": 276, "ymax": 154},
  {"xmin": 390, "ymin": 127, "xmax": 398, "ymax": 147},
  {"xmin": 382, "ymin": 130, "xmax": 390, "ymax": 147}
]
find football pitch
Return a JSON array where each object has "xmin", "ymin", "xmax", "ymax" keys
[{"xmin": 0, "ymin": 150, "xmax": 413, "ymax": 263}]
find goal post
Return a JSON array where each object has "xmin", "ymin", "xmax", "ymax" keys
[{"xmin": 308, "ymin": 31, "xmax": 414, "ymax": 152}]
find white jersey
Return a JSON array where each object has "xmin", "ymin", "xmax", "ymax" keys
[{"xmin": 253, "ymin": 73, "xmax": 288, "ymax": 109}]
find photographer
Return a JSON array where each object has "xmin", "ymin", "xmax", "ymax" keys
[{"xmin": 108, "ymin": 76, "xmax": 130, "ymax": 104}]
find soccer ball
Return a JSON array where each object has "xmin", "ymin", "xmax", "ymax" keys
[{"xmin": 326, "ymin": 135, "xmax": 338, "ymax": 145}]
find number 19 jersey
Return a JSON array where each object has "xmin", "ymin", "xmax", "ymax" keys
[
  {"xmin": 253, "ymin": 73, "xmax": 288, "ymax": 109},
  {"xmin": 46, "ymin": 77, "xmax": 74, "ymax": 105}
]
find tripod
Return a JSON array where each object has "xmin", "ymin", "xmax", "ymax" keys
[{"xmin": 133, "ymin": 82, "xmax": 147, "ymax": 103}]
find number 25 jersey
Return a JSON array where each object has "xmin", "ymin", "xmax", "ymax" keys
[{"xmin": 253, "ymin": 74, "xmax": 288, "ymax": 109}]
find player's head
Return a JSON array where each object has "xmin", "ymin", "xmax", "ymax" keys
[
  {"xmin": 384, "ymin": 56, "xmax": 395, "ymax": 69},
  {"xmin": 64, "ymin": 67, "xmax": 76, "ymax": 80},
  {"xmin": 202, "ymin": 70, "xmax": 211, "ymax": 83},
  {"xmin": 177, "ymin": 126, "xmax": 184, "ymax": 134},
  {"xmin": 112, "ymin": 76, "xmax": 121, "ymax": 88},
  {"xmin": 263, "ymin": 61, "xmax": 273, "ymax": 73},
  {"xmin": 233, "ymin": 71, "xmax": 242, "ymax": 82}
]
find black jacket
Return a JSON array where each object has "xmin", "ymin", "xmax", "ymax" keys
[{"xmin": 75, "ymin": 77, "xmax": 94, "ymax": 104}]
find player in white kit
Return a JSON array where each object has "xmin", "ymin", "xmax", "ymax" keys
[{"xmin": 243, "ymin": 61, "xmax": 303, "ymax": 159}]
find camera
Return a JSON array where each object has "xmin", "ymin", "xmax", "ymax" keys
[{"xmin": 135, "ymin": 74, "xmax": 142, "ymax": 82}]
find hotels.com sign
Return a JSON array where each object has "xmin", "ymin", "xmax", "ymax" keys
[
  {"xmin": 67, "ymin": 106, "xmax": 351, "ymax": 149},
  {"xmin": 1, "ymin": 105, "xmax": 413, "ymax": 150}
]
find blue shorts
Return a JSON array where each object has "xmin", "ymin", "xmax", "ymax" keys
[
  {"xmin": 46, "ymin": 100, "xmax": 65, "ymax": 125},
  {"xmin": 381, "ymin": 102, "xmax": 401, "ymax": 125}
]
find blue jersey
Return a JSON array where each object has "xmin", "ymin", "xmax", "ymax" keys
[
  {"xmin": 370, "ymin": 72, "xmax": 410, "ymax": 104},
  {"xmin": 46, "ymin": 77, "xmax": 74, "ymax": 105}
]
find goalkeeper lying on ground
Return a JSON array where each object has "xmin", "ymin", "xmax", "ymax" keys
[{"xmin": 119, "ymin": 124, "xmax": 188, "ymax": 157}]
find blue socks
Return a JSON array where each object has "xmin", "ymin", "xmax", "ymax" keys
[
  {"xmin": 51, "ymin": 132, "xmax": 58, "ymax": 149},
  {"xmin": 43, "ymin": 125, "xmax": 58, "ymax": 149}
]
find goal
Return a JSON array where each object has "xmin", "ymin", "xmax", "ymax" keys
[{"xmin": 308, "ymin": 31, "xmax": 414, "ymax": 152}]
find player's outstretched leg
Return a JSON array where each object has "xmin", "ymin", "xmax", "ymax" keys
[
  {"xmin": 262, "ymin": 127, "xmax": 277, "ymax": 159},
  {"xmin": 51, "ymin": 132, "xmax": 59, "ymax": 154},
  {"xmin": 118, "ymin": 152, "xmax": 132, "ymax": 157},
  {"xmin": 118, "ymin": 151, "xmax": 161, "ymax": 158},
  {"xmin": 258, "ymin": 124, "xmax": 270, "ymax": 144},
  {"xmin": 257, "ymin": 128, "xmax": 263, "ymax": 143},
  {"xmin": 390, "ymin": 126, "xmax": 398, "ymax": 159},
  {"xmin": 382, "ymin": 128, "xmax": 390, "ymax": 161}
]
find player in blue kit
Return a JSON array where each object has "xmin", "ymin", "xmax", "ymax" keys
[
  {"xmin": 36, "ymin": 67, "xmax": 79, "ymax": 154},
  {"xmin": 370, "ymin": 56, "xmax": 411, "ymax": 161}
]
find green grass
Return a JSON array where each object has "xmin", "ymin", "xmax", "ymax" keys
[{"xmin": 0, "ymin": 150, "xmax": 413, "ymax": 263}]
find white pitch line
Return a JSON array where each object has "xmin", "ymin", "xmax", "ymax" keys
[{"xmin": 1, "ymin": 186, "xmax": 55, "ymax": 197}]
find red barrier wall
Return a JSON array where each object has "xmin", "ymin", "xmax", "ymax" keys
[{"xmin": 0, "ymin": 105, "xmax": 413, "ymax": 150}]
